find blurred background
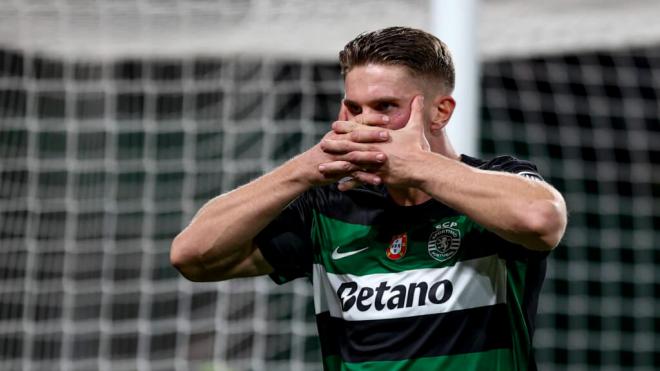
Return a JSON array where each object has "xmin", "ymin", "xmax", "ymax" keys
[{"xmin": 0, "ymin": 1, "xmax": 658, "ymax": 370}]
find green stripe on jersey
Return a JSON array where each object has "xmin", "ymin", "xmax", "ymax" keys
[
  {"xmin": 506, "ymin": 260, "xmax": 532, "ymax": 370},
  {"xmin": 312, "ymin": 211, "xmax": 489, "ymax": 276},
  {"xmin": 323, "ymin": 348, "xmax": 514, "ymax": 371}
]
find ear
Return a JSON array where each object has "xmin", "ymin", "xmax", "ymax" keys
[{"xmin": 429, "ymin": 95, "xmax": 456, "ymax": 135}]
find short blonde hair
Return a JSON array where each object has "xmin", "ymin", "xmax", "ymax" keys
[{"xmin": 339, "ymin": 26, "xmax": 455, "ymax": 93}]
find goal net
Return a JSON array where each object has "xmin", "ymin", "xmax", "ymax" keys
[
  {"xmin": 481, "ymin": 47, "xmax": 659, "ymax": 371},
  {"xmin": 479, "ymin": 2, "xmax": 660, "ymax": 370},
  {"xmin": 0, "ymin": 1, "xmax": 658, "ymax": 371},
  {"xmin": 0, "ymin": 1, "xmax": 427, "ymax": 371}
]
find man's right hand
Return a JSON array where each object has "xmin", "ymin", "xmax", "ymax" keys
[{"xmin": 299, "ymin": 108, "xmax": 391, "ymax": 188}]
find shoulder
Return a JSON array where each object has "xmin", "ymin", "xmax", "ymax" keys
[
  {"xmin": 460, "ymin": 154, "xmax": 544, "ymax": 180},
  {"xmin": 299, "ymin": 183, "xmax": 387, "ymax": 206},
  {"xmin": 293, "ymin": 183, "xmax": 387, "ymax": 225}
]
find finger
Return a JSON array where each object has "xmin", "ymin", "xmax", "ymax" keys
[
  {"xmin": 338, "ymin": 151, "xmax": 386, "ymax": 167},
  {"xmin": 337, "ymin": 177, "xmax": 362, "ymax": 192},
  {"xmin": 337, "ymin": 103, "xmax": 349, "ymax": 121},
  {"xmin": 320, "ymin": 141, "xmax": 386, "ymax": 167},
  {"xmin": 349, "ymin": 128, "xmax": 389, "ymax": 143},
  {"xmin": 331, "ymin": 120, "xmax": 359, "ymax": 134},
  {"xmin": 318, "ymin": 161, "xmax": 360, "ymax": 177},
  {"xmin": 332, "ymin": 121, "xmax": 390, "ymax": 142},
  {"xmin": 332, "ymin": 113, "xmax": 388, "ymax": 134},
  {"xmin": 320, "ymin": 138, "xmax": 367, "ymax": 154},
  {"xmin": 351, "ymin": 171, "xmax": 382, "ymax": 186},
  {"xmin": 405, "ymin": 95, "xmax": 425, "ymax": 132},
  {"xmin": 353, "ymin": 113, "xmax": 390, "ymax": 127}
]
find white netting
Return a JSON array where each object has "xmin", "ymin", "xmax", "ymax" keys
[
  {"xmin": 0, "ymin": 1, "xmax": 429, "ymax": 370},
  {"xmin": 480, "ymin": 46, "xmax": 659, "ymax": 371},
  {"xmin": 0, "ymin": 52, "xmax": 349, "ymax": 371}
]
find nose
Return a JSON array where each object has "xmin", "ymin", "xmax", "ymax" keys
[
  {"xmin": 356, "ymin": 107, "xmax": 389, "ymax": 126},
  {"xmin": 360, "ymin": 107, "xmax": 379, "ymax": 116}
]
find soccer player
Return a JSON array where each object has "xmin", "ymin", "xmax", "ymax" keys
[{"xmin": 171, "ymin": 27, "xmax": 567, "ymax": 370}]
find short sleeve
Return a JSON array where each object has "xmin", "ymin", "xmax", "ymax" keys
[
  {"xmin": 463, "ymin": 155, "xmax": 552, "ymax": 261},
  {"xmin": 254, "ymin": 193, "xmax": 314, "ymax": 284},
  {"xmin": 481, "ymin": 155, "xmax": 544, "ymax": 181}
]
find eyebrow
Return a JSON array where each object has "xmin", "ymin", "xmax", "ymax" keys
[{"xmin": 343, "ymin": 96, "xmax": 400, "ymax": 107}]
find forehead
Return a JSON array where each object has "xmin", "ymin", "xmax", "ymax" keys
[{"xmin": 344, "ymin": 64, "xmax": 424, "ymax": 101}]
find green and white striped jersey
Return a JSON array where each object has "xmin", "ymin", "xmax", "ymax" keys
[{"xmin": 256, "ymin": 155, "xmax": 549, "ymax": 371}]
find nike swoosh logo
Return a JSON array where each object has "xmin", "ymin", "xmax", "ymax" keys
[{"xmin": 331, "ymin": 246, "xmax": 369, "ymax": 260}]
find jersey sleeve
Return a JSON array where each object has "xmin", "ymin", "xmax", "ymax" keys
[
  {"xmin": 254, "ymin": 192, "xmax": 315, "ymax": 284},
  {"xmin": 482, "ymin": 156, "xmax": 543, "ymax": 181},
  {"xmin": 472, "ymin": 155, "xmax": 551, "ymax": 260},
  {"xmin": 480, "ymin": 155, "xmax": 544, "ymax": 181}
]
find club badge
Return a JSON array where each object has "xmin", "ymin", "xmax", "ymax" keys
[
  {"xmin": 386, "ymin": 233, "xmax": 407, "ymax": 260},
  {"xmin": 428, "ymin": 221, "xmax": 461, "ymax": 262}
]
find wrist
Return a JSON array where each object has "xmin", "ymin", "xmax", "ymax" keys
[
  {"xmin": 283, "ymin": 151, "xmax": 320, "ymax": 190},
  {"xmin": 407, "ymin": 150, "xmax": 436, "ymax": 188}
]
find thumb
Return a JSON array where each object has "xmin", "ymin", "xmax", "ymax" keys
[
  {"xmin": 407, "ymin": 95, "xmax": 431, "ymax": 151},
  {"xmin": 406, "ymin": 95, "xmax": 426, "ymax": 132}
]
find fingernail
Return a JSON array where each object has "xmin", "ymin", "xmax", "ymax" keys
[
  {"xmin": 376, "ymin": 153, "xmax": 385, "ymax": 161},
  {"xmin": 382, "ymin": 115, "xmax": 390, "ymax": 122},
  {"xmin": 318, "ymin": 165, "xmax": 325, "ymax": 171},
  {"xmin": 379, "ymin": 131, "xmax": 388, "ymax": 139}
]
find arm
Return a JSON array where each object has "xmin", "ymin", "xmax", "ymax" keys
[
  {"xmin": 171, "ymin": 117, "xmax": 389, "ymax": 282},
  {"xmin": 321, "ymin": 96, "xmax": 567, "ymax": 251},
  {"xmin": 409, "ymin": 153, "xmax": 566, "ymax": 251},
  {"xmin": 170, "ymin": 155, "xmax": 310, "ymax": 282}
]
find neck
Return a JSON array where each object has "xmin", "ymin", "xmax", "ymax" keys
[
  {"xmin": 387, "ymin": 186, "xmax": 432, "ymax": 206},
  {"xmin": 429, "ymin": 129, "xmax": 460, "ymax": 160}
]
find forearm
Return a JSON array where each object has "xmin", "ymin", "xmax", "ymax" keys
[
  {"xmin": 413, "ymin": 152, "xmax": 567, "ymax": 250},
  {"xmin": 171, "ymin": 155, "xmax": 312, "ymax": 279}
]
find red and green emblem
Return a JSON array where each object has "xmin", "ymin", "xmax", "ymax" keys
[{"xmin": 386, "ymin": 233, "xmax": 407, "ymax": 260}]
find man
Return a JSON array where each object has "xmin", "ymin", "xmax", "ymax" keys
[{"xmin": 171, "ymin": 27, "xmax": 567, "ymax": 370}]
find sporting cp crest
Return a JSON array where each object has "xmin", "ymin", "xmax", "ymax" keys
[
  {"xmin": 386, "ymin": 233, "xmax": 407, "ymax": 260},
  {"xmin": 427, "ymin": 222, "xmax": 461, "ymax": 262}
]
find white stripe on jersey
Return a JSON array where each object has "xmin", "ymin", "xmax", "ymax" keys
[{"xmin": 313, "ymin": 255, "xmax": 507, "ymax": 321}]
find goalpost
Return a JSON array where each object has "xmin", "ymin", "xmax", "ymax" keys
[{"xmin": 431, "ymin": 0, "xmax": 480, "ymax": 157}]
